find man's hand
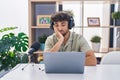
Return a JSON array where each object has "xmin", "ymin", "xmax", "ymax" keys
[
  {"xmin": 46, "ymin": 26, "xmax": 64, "ymax": 52},
  {"xmin": 85, "ymin": 50, "xmax": 97, "ymax": 66},
  {"xmin": 53, "ymin": 26, "xmax": 64, "ymax": 42}
]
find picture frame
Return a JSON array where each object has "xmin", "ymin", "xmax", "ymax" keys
[
  {"xmin": 87, "ymin": 17, "xmax": 100, "ymax": 27},
  {"xmin": 37, "ymin": 15, "xmax": 51, "ymax": 27}
]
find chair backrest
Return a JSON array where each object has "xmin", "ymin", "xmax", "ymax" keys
[{"xmin": 100, "ymin": 51, "xmax": 120, "ymax": 64}]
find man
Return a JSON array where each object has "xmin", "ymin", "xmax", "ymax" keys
[{"xmin": 44, "ymin": 11, "xmax": 97, "ymax": 66}]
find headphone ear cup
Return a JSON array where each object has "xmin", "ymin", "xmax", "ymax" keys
[
  {"xmin": 50, "ymin": 21, "xmax": 54, "ymax": 29},
  {"xmin": 68, "ymin": 17, "xmax": 75, "ymax": 29}
]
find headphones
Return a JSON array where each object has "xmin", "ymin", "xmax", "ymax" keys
[{"xmin": 50, "ymin": 16, "xmax": 75, "ymax": 30}]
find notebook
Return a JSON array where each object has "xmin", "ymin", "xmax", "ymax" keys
[{"xmin": 43, "ymin": 52, "xmax": 85, "ymax": 73}]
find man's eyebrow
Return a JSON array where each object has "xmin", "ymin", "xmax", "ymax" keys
[
  {"xmin": 61, "ymin": 21, "xmax": 67, "ymax": 24},
  {"xmin": 54, "ymin": 22, "xmax": 57, "ymax": 24}
]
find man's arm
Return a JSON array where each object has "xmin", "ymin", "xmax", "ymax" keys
[
  {"xmin": 44, "ymin": 27, "xmax": 64, "ymax": 52},
  {"xmin": 85, "ymin": 50, "xmax": 97, "ymax": 66},
  {"xmin": 49, "ymin": 38, "xmax": 63, "ymax": 52}
]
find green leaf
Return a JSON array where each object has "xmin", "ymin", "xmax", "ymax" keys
[
  {"xmin": 0, "ymin": 27, "xmax": 17, "ymax": 33},
  {"xmin": 91, "ymin": 35, "xmax": 101, "ymax": 43},
  {"xmin": 21, "ymin": 54, "xmax": 28, "ymax": 63},
  {"xmin": 0, "ymin": 27, "xmax": 28, "ymax": 71}
]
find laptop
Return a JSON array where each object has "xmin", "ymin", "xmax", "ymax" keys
[{"xmin": 43, "ymin": 52, "xmax": 85, "ymax": 73}]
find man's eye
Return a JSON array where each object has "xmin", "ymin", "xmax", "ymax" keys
[
  {"xmin": 54, "ymin": 25, "xmax": 58, "ymax": 27},
  {"xmin": 62, "ymin": 24, "xmax": 65, "ymax": 26}
]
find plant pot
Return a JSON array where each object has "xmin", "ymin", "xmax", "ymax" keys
[
  {"xmin": 40, "ymin": 43, "xmax": 45, "ymax": 51},
  {"xmin": 92, "ymin": 43, "xmax": 100, "ymax": 52}
]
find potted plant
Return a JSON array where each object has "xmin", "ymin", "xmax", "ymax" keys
[
  {"xmin": 38, "ymin": 34, "xmax": 47, "ymax": 51},
  {"xmin": 90, "ymin": 35, "xmax": 101, "ymax": 52},
  {"xmin": 112, "ymin": 11, "xmax": 120, "ymax": 26},
  {"xmin": 0, "ymin": 27, "xmax": 28, "ymax": 72}
]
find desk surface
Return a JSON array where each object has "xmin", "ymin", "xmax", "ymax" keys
[{"xmin": 1, "ymin": 64, "xmax": 120, "ymax": 80}]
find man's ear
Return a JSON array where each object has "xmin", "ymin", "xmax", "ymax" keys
[{"xmin": 50, "ymin": 21, "xmax": 54, "ymax": 30}]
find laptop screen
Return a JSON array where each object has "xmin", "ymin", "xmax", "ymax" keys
[{"xmin": 43, "ymin": 52, "xmax": 85, "ymax": 73}]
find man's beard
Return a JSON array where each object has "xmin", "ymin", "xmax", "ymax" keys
[{"xmin": 60, "ymin": 30, "xmax": 69, "ymax": 37}]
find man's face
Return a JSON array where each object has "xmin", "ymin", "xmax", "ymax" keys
[{"xmin": 54, "ymin": 21, "xmax": 69, "ymax": 36}]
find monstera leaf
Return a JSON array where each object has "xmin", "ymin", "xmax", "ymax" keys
[
  {"xmin": 14, "ymin": 32, "xmax": 28, "ymax": 52},
  {"xmin": 0, "ymin": 31, "xmax": 29, "ymax": 71},
  {"xmin": 0, "ymin": 33, "xmax": 15, "ymax": 53},
  {"xmin": 0, "ymin": 32, "xmax": 28, "ymax": 53}
]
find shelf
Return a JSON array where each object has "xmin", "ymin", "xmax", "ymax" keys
[
  {"xmin": 109, "ymin": 48, "xmax": 120, "ymax": 51},
  {"xmin": 74, "ymin": 0, "xmax": 120, "ymax": 4},
  {"xmin": 74, "ymin": 26, "xmax": 120, "ymax": 28},
  {"xmin": 31, "ymin": 26, "xmax": 50, "ymax": 28},
  {"xmin": 34, "ymin": 50, "xmax": 43, "ymax": 54},
  {"xmin": 30, "ymin": 0, "xmax": 120, "ymax": 5},
  {"xmin": 110, "ymin": 26, "xmax": 120, "ymax": 28},
  {"xmin": 37, "ymin": 52, "xmax": 107, "ymax": 62},
  {"xmin": 83, "ymin": 26, "xmax": 111, "ymax": 28},
  {"xmin": 95, "ymin": 53, "xmax": 106, "ymax": 58},
  {"xmin": 30, "ymin": 0, "xmax": 57, "ymax": 2},
  {"xmin": 33, "ymin": 26, "xmax": 120, "ymax": 28},
  {"xmin": 36, "ymin": 51, "xmax": 107, "ymax": 62},
  {"xmin": 29, "ymin": 0, "xmax": 120, "ymax": 63},
  {"xmin": 72, "ymin": 26, "xmax": 112, "ymax": 28},
  {"xmin": 34, "ymin": 50, "xmax": 43, "ymax": 62}
]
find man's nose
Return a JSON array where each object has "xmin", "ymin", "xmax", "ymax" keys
[{"xmin": 58, "ymin": 26, "xmax": 62, "ymax": 30}]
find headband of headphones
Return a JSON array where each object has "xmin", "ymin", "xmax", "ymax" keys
[{"xmin": 50, "ymin": 11, "xmax": 75, "ymax": 29}]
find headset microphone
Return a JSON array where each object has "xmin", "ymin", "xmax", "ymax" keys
[
  {"xmin": 28, "ymin": 42, "xmax": 40, "ymax": 56},
  {"xmin": 28, "ymin": 42, "xmax": 40, "ymax": 63}
]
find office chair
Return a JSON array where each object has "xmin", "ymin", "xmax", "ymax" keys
[{"xmin": 100, "ymin": 51, "xmax": 120, "ymax": 64}]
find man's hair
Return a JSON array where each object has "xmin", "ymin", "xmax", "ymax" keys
[{"xmin": 51, "ymin": 11, "xmax": 71, "ymax": 22}]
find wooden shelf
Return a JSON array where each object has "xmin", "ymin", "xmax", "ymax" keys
[
  {"xmin": 34, "ymin": 50, "xmax": 43, "ymax": 62},
  {"xmin": 110, "ymin": 26, "xmax": 120, "ymax": 28},
  {"xmin": 70, "ymin": 26, "xmax": 120, "ymax": 28},
  {"xmin": 83, "ymin": 26, "xmax": 111, "ymax": 28},
  {"xmin": 29, "ymin": 0, "xmax": 120, "ymax": 63},
  {"xmin": 109, "ymin": 48, "xmax": 120, "ymax": 51},
  {"xmin": 30, "ymin": 0, "xmax": 120, "ymax": 3},
  {"xmin": 31, "ymin": 26, "xmax": 50, "ymax": 28},
  {"xmin": 34, "ymin": 50, "xmax": 43, "ymax": 54},
  {"xmin": 30, "ymin": 0, "xmax": 57, "ymax": 2},
  {"xmin": 85, "ymin": 26, "xmax": 119, "ymax": 28},
  {"xmin": 95, "ymin": 53, "xmax": 106, "ymax": 58}
]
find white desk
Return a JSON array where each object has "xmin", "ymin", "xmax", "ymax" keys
[{"xmin": 0, "ymin": 64, "xmax": 120, "ymax": 80}]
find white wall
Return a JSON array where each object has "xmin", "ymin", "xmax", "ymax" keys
[{"xmin": 0, "ymin": 0, "xmax": 28, "ymax": 35}]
